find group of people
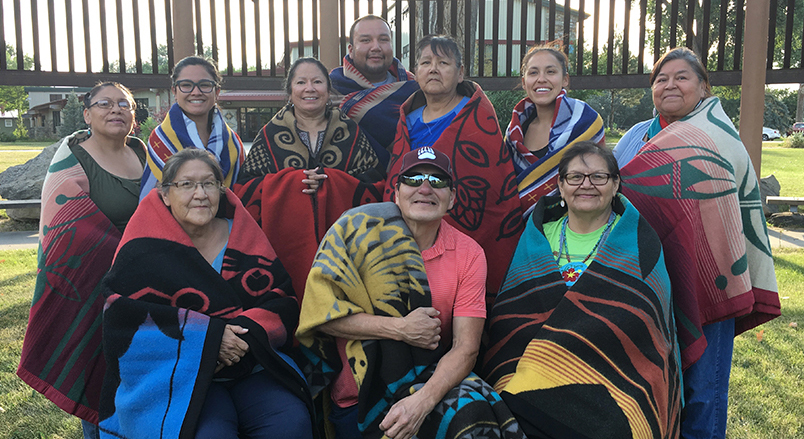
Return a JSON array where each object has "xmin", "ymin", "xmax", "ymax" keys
[{"xmin": 16, "ymin": 13, "xmax": 780, "ymax": 439}]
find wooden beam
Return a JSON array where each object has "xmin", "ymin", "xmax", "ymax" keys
[
  {"xmin": 739, "ymin": 0, "xmax": 770, "ymax": 180},
  {"xmin": 173, "ymin": 0, "xmax": 195, "ymax": 62},
  {"xmin": 319, "ymin": 0, "xmax": 340, "ymax": 71}
]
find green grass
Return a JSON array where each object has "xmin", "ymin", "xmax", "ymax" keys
[
  {"xmin": 0, "ymin": 248, "xmax": 801, "ymax": 437},
  {"xmin": 0, "ymin": 141, "xmax": 54, "ymax": 150},
  {"xmin": 760, "ymin": 147, "xmax": 804, "ymax": 197},
  {"xmin": 0, "ymin": 151, "xmax": 40, "ymax": 174},
  {"xmin": 727, "ymin": 248, "xmax": 804, "ymax": 438},
  {"xmin": 0, "ymin": 249, "xmax": 82, "ymax": 439}
]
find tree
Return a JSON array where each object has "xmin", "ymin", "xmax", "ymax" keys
[
  {"xmin": 1, "ymin": 44, "xmax": 33, "ymax": 138},
  {"xmin": 764, "ymin": 90, "xmax": 792, "ymax": 133},
  {"xmin": 57, "ymin": 92, "xmax": 87, "ymax": 138}
]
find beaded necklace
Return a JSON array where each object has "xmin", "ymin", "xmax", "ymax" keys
[{"xmin": 556, "ymin": 211, "xmax": 616, "ymax": 286}]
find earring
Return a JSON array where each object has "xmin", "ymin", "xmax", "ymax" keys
[{"xmin": 560, "ymin": 199, "xmax": 565, "ymax": 208}]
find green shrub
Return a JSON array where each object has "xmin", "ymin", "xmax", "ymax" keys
[
  {"xmin": 0, "ymin": 131, "xmax": 17, "ymax": 142},
  {"xmin": 137, "ymin": 116, "xmax": 160, "ymax": 142},
  {"xmin": 783, "ymin": 133, "xmax": 804, "ymax": 149}
]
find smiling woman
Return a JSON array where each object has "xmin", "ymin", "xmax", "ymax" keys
[
  {"xmin": 235, "ymin": 57, "xmax": 385, "ymax": 301},
  {"xmin": 140, "ymin": 56, "xmax": 245, "ymax": 201}
]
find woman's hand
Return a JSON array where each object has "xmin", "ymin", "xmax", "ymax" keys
[
  {"xmin": 302, "ymin": 167, "xmax": 327, "ymax": 194},
  {"xmin": 215, "ymin": 324, "xmax": 250, "ymax": 373}
]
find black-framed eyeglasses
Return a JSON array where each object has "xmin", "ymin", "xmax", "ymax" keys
[
  {"xmin": 399, "ymin": 173, "xmax": 452, "ymax": 189},
  {"xmin": 88, "ymin": 99, "xmax": 135, "ymax": 111},
  {"xmin": 561, "ymin": 172, "xmax": 613, "ymax": 186},
  {"xmin": 173, "ymin": 79, "xmax": 218, "ymax": 94},
  {"xmin": 162, "ymin": 180, "xmax": 223, "ymax": 193}
]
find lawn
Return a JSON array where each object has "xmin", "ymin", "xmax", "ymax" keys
[
  {"xmin": 760, "ymin": 147, "xmax": 804, "ymax": 197},
  {"xmin": 0, "ymin": 151, "xmax": 40, "ymax": 174},
  {"xmin": 0, "ymin": 141, "xmax": 54, "ymax": 150},
  {"xmin": 0, "ymin": 247, "xmax": 802, "ymax": 438}
]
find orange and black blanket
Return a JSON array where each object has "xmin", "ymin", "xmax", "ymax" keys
[
  {"xmin": 98, "ymin": 189, "xmax": 311, "ymax": 439},
  {"xmin": 235, "ymin": 105, "xmax": 385, "ymax": 301},
  {"xmin": 384, "ymin": 82, "xmax": 524, "ymax": 308},
  {"xmin": 17, "ymin": 132, "xmax": 145, "ymax": 423},
  {"xmin": 483, "ymin": 194, "xmax": 682, "ymax": 439}
]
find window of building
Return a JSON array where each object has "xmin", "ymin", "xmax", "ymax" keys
[
  {"xmin": 50, "ymin": 94, "xmax": 62, "ymax": 102},
  {"xmin": 53, "ymin": 111, "xmax": 61, "ymax": 128},
  {"xmin": 5, "ymin": 119, "xmax": 12, "ymax": 127}
]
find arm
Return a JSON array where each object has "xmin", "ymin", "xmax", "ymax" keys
[
  {"xmin": 318, "ymin": 307, "xmax": 441, "ymax": 350},
  {"xmin": 379, "ymin": 316, "xmax": 484, "ymax": 439}
]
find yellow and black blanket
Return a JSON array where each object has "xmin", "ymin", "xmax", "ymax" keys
[
  {"xmin": 483, "ymin": 194, "xmax": 682, "ymax": 439},
  {"xmin": 297, "ymin": 202, "xmax": 524, "ymax": 439}
]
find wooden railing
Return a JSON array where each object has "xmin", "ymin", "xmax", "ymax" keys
[{"xmin": 0, "ymin": 0, "xmax": 801, "ymax": 90}]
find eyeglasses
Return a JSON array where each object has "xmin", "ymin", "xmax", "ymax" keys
[
  {"xmin": 162, "ymin": 180, "xmax": 223, "ymax": 193},
  {"xmin": 173, "ymin": 79, "xmax": 218, "ymax": 94},
  {"xmin": 399, "ymin": 173, "xmax": 452, "ymax": 189},
  {"xmin": 562, "ymin": 172, "xmax": 613, "ymax": 186},
  {"xmin": 88, "ymin": 99, "xmax": 135, "ymax": 111}
]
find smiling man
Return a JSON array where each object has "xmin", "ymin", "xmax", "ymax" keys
[
  {"xmin": 330, "ymin": 15, "xmax": 419, "ymax": 168},
  {"xmin": 298, "ymin": 148, "xmax": 524, "ymax": 439}
]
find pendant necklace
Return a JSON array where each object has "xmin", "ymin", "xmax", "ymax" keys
[{"xmin": 557, "ymin": 211, "xmax": 616, "ymax": 286}]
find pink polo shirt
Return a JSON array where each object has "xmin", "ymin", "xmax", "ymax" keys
[{"xmin": 331, "ymin": 219, "xmax": 487, "ymax": 408}]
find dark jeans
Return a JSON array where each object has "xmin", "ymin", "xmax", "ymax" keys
[
  {"xmin": 194, "ymin": 370, "xmax": 313, "ymax": 439},
  {"xmin": 681, "ymin": 319, "xmax": 735, "ymax": 439},
  {"xmin": 81, "ymin": 419, "xmax": 100, "ymax": 439},
  {"xmin": 328, "ymin": 402, "xmax": 362, "ymax": 439}
]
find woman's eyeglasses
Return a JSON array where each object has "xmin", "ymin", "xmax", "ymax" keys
[
  {"xmin": 562, "ymin": 172, "xmax": 613, "ymax": 186},
  {"xmin": 88, "ymin": 99, "xmax": 135, "ymax": 111},
  {"xmin": 163, "ymin": 180, "xmax": 223, "ymax": 193},
  {"xmin": 173, "ymin": 79, "xmax": 218, "ymax": 94},
  {"xmin": 399, "ymin": 173, "xmax": 452, "ymax": 189}
]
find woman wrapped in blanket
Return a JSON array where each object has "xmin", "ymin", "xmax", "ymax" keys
[
  {"xmin": 504, "ymin": 43, "xmax": 605, "ymax": 217},
  {"xmin": 482, "ymin": 141, "xmax": 682, "ymax": 439},
  {"xmin": 235, "ymin": 57, "xmax": 384, "ymax": 300},
  {"xmin": 16, "ymin": 82, "xmax": 145, "ymax": 439},
  {"xmin": 383, "ymin": 34, "xmax": 523, "ymax": 306},
  {"xmin": 140, "ymin": 56, "xmax": 245, "ymax": 200},
  {"xmin": 612, "ymin": 48, "xmax": 780, "ymax": 439},
  {"xmin": 98, "ymin": 149, "xmax": 314, "ymax": 439}
]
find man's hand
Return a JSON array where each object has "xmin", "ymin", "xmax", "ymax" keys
[
  {"xmin": 379, "ymin": 391, "xmax": 435, "ymax": 439},
  {"xmin": 397, "ymin": 307, "xmax": 441, "ymax": 350},
  {"xmin": 215, "ymin": 325, "xmax": 250, "ymax": 372}
]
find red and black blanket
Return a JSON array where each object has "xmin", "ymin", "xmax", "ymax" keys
[
  {"xmin": 98, "ymin": 189, "xmax": 312, "ymax": 439},
  {"xmin": 384, "ymin": 81, "xmax": 524, "ymax": 308},
  {"xmin": 17, "ymin": 132, "xmax": 145, "ymax": 423},
  {"xmin": 236, "ymin": 105, "xmax": 385, "ymax": 301}
]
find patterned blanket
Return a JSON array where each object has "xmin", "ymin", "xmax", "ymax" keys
[
  {"xmin": 384, "ymin": 82, "xmax": 524, "ymax": 307},
  {"xmin": 99, "ymin": 189, "xmax": 311, "ymax": 438},
  {"xmin": 235, "ymin": 105, "xmax": 385, "ymax": 301},
  {"xmin": 141, "ymin": 103, "xmax": 244, "ymax": 199},
  {"xmin": 618, "ymin": 96, "xmax": 780, "ymax": 368},
  {"xmin": 296, "ymin": 202, "xmax": 524, "ymax": 439},
  {"xmin": 505, "ymin": 93, "xmax": 605, "ymax": 216},
  {"xmin": 483, "ymin": 194, "xmax": 682, "ymax": 439},
  {"xmin": 331, "ymin": 54, "xmax": 419, "ymax": 168},
  {"xmin": 17, "ymin": 132, "xmax": 145, "ymax": 423}
]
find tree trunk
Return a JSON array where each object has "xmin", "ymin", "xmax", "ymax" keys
[{"xmin": 797, "ymin": 83, "xmax": 804, "ymax": 122}]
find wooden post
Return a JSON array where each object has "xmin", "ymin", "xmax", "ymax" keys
[
  {"xmin": 173, "ymin": 0, "xmax": 195, "ymax": 61},
  {"xmin": 319, "ymin": 1, "xmax": 340, "ymax": 71},
  {"xmin": 739, "ymin": 0, "xmax": 770, "ymax": 179}
]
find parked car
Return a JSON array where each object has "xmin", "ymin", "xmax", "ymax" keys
[
  {"xmin": 762, "ymin": 127, "xmax": 781, "ymax": 141},
  {"xmin": 788, "ymin": 122, "xmax": 804, "ymax": 136}
]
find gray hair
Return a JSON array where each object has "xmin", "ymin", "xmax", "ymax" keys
[
  {"xmin": 650, "ymin": 47, "xmax": 713, "ymax": 97},
  {"xmin": 415, "ymin": 34, "xmax": 462, "ymax": 68},
  {"xmin": 159, "ymin": 148, "xmax": 225, "ymax": 195}
]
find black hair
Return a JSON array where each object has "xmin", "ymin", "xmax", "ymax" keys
[
  {"xmin": 558, "ymin": 141, "xmax": 620, "ymax": 182},
  {"xmin": 283, "ymin": 57, "xmax": 332, "ymax": 95},
  {"xmin": 172, "ymin": 56, "xmax": 222, "ymax": 86}
]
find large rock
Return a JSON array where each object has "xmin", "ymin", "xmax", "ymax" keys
[
  {"xmin": 761, "ymin": 174, "xmax": 781, "ymax": 216},
  {"xmin": 0, "ymin": 140, "xmax": 61, "ymax": 220},
  {"xmin": 768, "ymin": 212, "xmax": 804, "ymax": 229}
]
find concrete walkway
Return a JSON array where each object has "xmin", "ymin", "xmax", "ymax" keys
[{"xmin": 3, "ymin": 226, "xmax": 804, "ymax": 251}]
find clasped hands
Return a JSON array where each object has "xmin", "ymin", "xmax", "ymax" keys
[{"xmin": 302, "ymin": 167, "xmax": 327, "ymax": 194}]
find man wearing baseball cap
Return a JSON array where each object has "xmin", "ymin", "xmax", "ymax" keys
[{"xmin": 297, "ymin": 147, "xmax": 517, "ymax": 439}]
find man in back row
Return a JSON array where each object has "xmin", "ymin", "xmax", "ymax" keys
[{"xmin": 330, "ymin": 14, "xmax": 419, "ymax": 168}]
